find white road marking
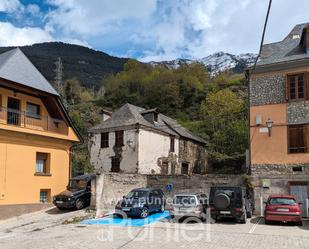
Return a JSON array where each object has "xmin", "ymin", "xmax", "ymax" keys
[{"xmin": 248, "ymin": 217, "xmax": 262, "ymax": 234}]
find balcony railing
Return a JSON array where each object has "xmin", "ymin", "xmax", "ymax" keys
[{"xmin": 0, "ymin": 106, "xmax": 68, "ymax": 135}]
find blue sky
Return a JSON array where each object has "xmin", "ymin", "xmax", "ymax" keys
[{"xmin": 0, "ymin": 0, "xmax": 309, "ymax": 61}]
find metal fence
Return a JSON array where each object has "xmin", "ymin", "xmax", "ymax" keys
[{"xmin": 0, "ymin": 106, "xmax": 68, "ymax": 135}]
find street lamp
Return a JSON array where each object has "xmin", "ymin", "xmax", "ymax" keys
[{"xmin": 266, "ymin": 118, "xmax": 273, "ymax": 137}]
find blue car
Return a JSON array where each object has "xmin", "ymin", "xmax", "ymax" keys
[{"xmin": 115, "ymin": 188, "xmax": 165, "ymax": 218}]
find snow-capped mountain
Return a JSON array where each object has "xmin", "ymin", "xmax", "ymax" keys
[{"xmin": 149, "ymin": 52, "xmax": 256, "ymax": 75}]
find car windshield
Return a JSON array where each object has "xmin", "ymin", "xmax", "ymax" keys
[
  {"xmin": 269, "ymin": 198, "xmax": 296, "ymax": 205},
  {"xmin": 174, "ymin": 196, "xmax": 197, "ymax": 205},
  {"xmin": 68, "ymin": 179, "xmax": 87, "ymax": 191},
  {"xmin": 215, "ymin": 189, "xmax": 235, "ymax": 198},
  {"xmin": 126, "ymin": 190, "xmax": 148, "ymax": 198}
]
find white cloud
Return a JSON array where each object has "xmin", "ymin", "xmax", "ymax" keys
[
  {"xmin": 0, "ymin": 22, "xmax": 53, "ymax": 46},
  {"xmin": 0, "ymin": 0, "xmax": 22, "ymax": 12},
  {"xmin": 46, "ymin": 0, "xmax": 157, "ymax": 36}
]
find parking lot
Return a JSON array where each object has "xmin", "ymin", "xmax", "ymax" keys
[{"xmin": 0, "ymin": 208, "xmax": 309, "ymax": 249}]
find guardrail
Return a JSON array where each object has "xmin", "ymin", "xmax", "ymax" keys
[{"xmin": 0, "ymin": 106, "xmax": 68, "ymax": 135}]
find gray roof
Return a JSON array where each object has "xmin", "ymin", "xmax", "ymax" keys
[
  {"xmin": 89, "ymin": 103, "xmax": 206, "ymax": 144},
  {"xmin": 0, "ymin": 48, "xmax": 59, "ymax": 96},
  {"xmin": 257, "ymin": 23, "xmax": 309, "ymax": 67}
]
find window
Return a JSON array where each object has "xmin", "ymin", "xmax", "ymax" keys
[
  {"xmin": 288, "ymin": 125, "xmax": 308, "ymax": 153},
  {"xmin": 101, "ymin": 132, "xmax": 109, "ymax": 148},
  {"xmin": 181, "ymin": 163, "xmax": 189, "ymax": 175},
  {"xmin": 40, "ymin": 189, "xmax": 50, "ymax": 203},
  {"xmin": 170, "ymin": 136, "xmax": 175, "ymax": 152},
  {"xmin": 26, "ymin": 102, "xmax": 40, "ymax": 119},
  {"xmin": 35, "ymin": 152, "xmax": 50, "ymax": 174},
  {"xmin": 287, "ymin": 74, "xmax": 306, "ymax": 100},
  {"xmin": 115, "ymin": 130, "xmax": 124, "ymax": 147},
  {"xmin": 111, "ymin": 157, "xmax": 120, "ymax": 172},
  {"xmin": 293, "ymin": 166, "xmax": 303, "ymax": 172}
]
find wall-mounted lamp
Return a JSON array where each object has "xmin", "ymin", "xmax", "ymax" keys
[{"xmin": 266, "ymin": 118, "xmax": 273, "ymax": 137}]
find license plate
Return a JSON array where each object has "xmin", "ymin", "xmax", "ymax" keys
[
  {"xmin": 122, "ymin": 208, "xmax": 131, "ymax": 211},
  {"xmin": 277, "ymin": 208, "xmax": 289, "ymax": 212},
  {"xmin": 179, "ymin": 207, "xmax": 188, "ymax": 211},
  {"xmin": 56, "ymin": 201, "xmax": 63, "ymax": 204},
  {"xmin": 220, "ymin": 211, "xmax": 231, "ymax": 214}
]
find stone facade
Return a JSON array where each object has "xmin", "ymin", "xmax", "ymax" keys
[
  {"xmin": 250, "ymin": 75, "xmax": 286, "ymax": 106},
  {"xmin": 287, "ymin": 101, "xmax": 309, "ymax": 124},
  {"xmin": 251, "ymin": 163, "xmax": 309, "ymax": 174},
  {"xmin": 178, "ymin": 139, "xmax": 207, "ymax": 174},
  {"xmin": 89, "ymin": 127, "xmax": 207, "ymax": 175}
]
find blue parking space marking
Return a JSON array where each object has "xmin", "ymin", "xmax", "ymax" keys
[{"xmin": 81, "ymin": 211, "xmax": 170, "ymax": 227}]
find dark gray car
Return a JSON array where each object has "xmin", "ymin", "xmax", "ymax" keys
[{"xmin": 209, "ymin": 186, "xmax": 252, "ymax": 223}]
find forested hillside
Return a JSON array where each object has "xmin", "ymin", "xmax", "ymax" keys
[
  {"xmin": 60, "ymin": 60, "xmax": 248, "ymax": 174},
  {"xmin": 0, "ymin": 42, "xmax": 248, "ymax": 174},
  {"xmin": 0, "ymin": 42, "xmax": 128, "ymax": 89}
]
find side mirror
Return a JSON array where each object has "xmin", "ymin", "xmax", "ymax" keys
[{"xmin": 264, "ymin": 201, "xmax": 268, "ymax": 204}]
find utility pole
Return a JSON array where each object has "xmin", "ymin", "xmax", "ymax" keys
[{"xmin": 54, "ymin": 57, "xmax": 64, "ymax": 98}]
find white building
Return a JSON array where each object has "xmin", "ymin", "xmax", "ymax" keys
[{"xmin": 89, "ymin": 103, "xmax": 207, "ymax": 175}]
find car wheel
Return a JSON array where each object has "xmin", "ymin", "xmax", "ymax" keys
[
  {"xmin": 264, "ymin": 218, "xmax": 271, "ymax": 225},
  {"xmin": 75, "ymin": 198, "xmax": 85, "ymax": 210},
  {"xmin": 140, "ymin": 207, "xmax": 149, "ymax": 218},
  {"xmin": 296, "ymin": 221, "xmax": 303, "ymax": 226},
  {"xmin": 159, "ymin": 204, "xmax": 165, "ymax": 213},
  {"xmin": 240, "ymin": 211, "xmax": 247, "ymax": 224}
]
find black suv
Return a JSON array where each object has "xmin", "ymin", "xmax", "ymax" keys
[
  {"xmin": 115, "ymin": 188, "xmax": 165, "ymax": 218},
  {"xmin": 209, "ymin": 186, "xmax": 252, "ymax": 223},
  {"xmin": 53, "ymin": 174, "xmax": 95, "ymax": 210}
]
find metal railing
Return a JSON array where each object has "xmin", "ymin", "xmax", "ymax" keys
[{"xmin": 0, "ymin": 106, "xmax": 68, "ymax": 135}]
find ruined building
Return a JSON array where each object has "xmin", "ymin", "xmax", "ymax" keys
[{"xmin": 88, "ymin": 103, "xmax": 207, "ymax": 175}]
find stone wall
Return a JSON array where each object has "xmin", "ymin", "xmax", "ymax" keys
[
  {"xmin": 94, "ymin": 173, "xmax": 244, "ymax": 215},
  {"xmin": 252, "ymin": 164, "xmax": 309, "ymax": 174},
  {"xmin": 94, "ymin": 173, "xmax": 147, "ymax": 215},
  {"xmin": 251, "ymin": 173, "xmax": 309, "ymax": 214},
  {"xmin": 178, "ymin": 140, "xmax": 207, "ymax": 174},
  {"xmin": 287, "ymin": 101, "xmax": 309, "ymax": 124},
  {"xmin": 146, "ymin": 174, "xmax": 243, "ymax": 207},
  {"xmin": 250, "ymin": 75, "xmax": 286, "ymax": 106}
]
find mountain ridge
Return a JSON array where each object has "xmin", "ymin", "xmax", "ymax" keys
[{"xmin": 0, "ymin": 42, "xmax": 255, "ymax": 89}]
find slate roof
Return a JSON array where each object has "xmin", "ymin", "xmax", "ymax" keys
[
  {"xmin": 89, "ymin": 103, "xmax": 206, "ymax": 144},
  {"xmin": 0, "ymin": 48, "xmax": 59, "ymax": 96},
  {"xmin": 257, "ymin": 23, "xmax": 309, "ymax": 66}
]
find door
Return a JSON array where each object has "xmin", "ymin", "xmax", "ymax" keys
[
  {"xmin": 7, "ymin": 97, "xmax": 20, "ymax": 125},
  {"xmin": 290, "ymin": 184, "xmax": 308, "ymax": 217}
]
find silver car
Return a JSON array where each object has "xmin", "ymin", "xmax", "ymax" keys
[{"xmin": 170, "ymin": 193, "xmax": 208, "ymax": 221}]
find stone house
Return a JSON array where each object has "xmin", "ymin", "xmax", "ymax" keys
[
  {"xmin": 88, "ymin": 103, "xmax": 207, "ymax": 175},
  {"xmin": 248, "ymin": 23, "xmax": 309, "ymax": 215}
]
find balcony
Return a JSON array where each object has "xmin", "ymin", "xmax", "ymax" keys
[{"xmin": 0, "ymin": 106, "xmax": 68, "ymax": 135}]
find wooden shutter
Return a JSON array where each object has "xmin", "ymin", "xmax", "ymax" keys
[
  {"xmin": 285, "ymin": 75, "xmax": 290, "ymax": 101},
  {"xmin": 306, "ymin": 73, "xmax": 309, "ymax": 100}
]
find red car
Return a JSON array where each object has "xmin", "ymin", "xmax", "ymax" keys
[{"xmin": 264, "ymin": 195, "xmax": 302, "ymax": 226}]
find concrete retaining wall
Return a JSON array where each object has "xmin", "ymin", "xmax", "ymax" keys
[{"xmin": 94, "ymin": 173, "xmax": 244, "ymax": 216}]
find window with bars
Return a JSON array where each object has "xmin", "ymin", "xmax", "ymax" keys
[
  {"xmin": 101, "ymin": 132, "xmax": 109, "ymax": 148},
  {"xmin": 287, "ymin": 74, "xmax": 306, "ymax": 100},
  {"xmin": 40, "ymin": 189, "xmax": 50, "ymax": 203},
  {"xmin": 288, "ymin": 125, "xmax": 308, "ymax": 153},
  {"xmin": 115, "ymin": 130, "xmax": 124, "ymax": 147}
]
